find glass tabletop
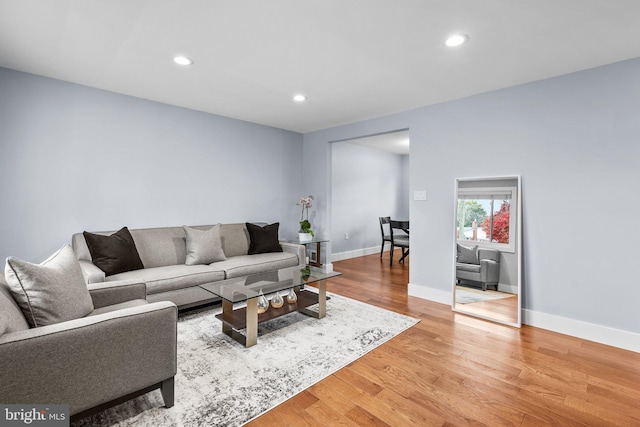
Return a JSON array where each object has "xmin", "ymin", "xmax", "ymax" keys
[{"xmin": 200, "ymin": 266, "xmax": 341, "ymax": 303}]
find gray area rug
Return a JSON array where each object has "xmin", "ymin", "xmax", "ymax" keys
[
  {"xmin": 455, "ymin": 286, "xmax": 514, "ymax": 304},
  {"xmin": 72, "ymin": 292, "xmax": 419, "ymax": 427}
]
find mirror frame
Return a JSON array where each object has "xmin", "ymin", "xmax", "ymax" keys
[{"xmin": 452, "ymin": 175, "xmax": 522, "ymax": 328}]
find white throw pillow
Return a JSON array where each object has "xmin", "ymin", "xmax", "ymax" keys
[
  {"xmin": 183, "ymin": 224, "xmax": 227, "ymax": 265},
  {"xmin": 4, "ymin": 245, "xmax": 94, "ymax": 327}
]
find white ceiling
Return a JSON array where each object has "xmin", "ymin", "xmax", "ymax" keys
[{"xmin": 1, "ymin": 1, "xmax": 640, "ymax": 134}]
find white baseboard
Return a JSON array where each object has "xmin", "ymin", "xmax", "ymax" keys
[
  {"xmin": 497, "ymin": 283, "xmax": 517, "ymax": 294},
  {"xmin": 408, "ymin": 283, "xmax": 451, "ymax": 305},
  {"xmin": 332, "ymin": 246, "xmax": 382, "ymax": 262},
  {"xmin": 408, "ymin": 284, "xmax": 640, "ymax": 354},
  {"xmin": 523, "ymin": 309, "xmax": 640, "ymax": 354},
  {"xmin": 321, "ymin": 263, "xmax": 334, "ymax": 273}
]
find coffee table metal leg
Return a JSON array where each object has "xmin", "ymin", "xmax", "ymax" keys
[
  {"xmin": 245, "ymin": 297, "xmax": 258, "ymax": 348},
  {"xmin": 221, "ymin": 299, "xmax": 233, "ymax": 335},
  {"xmin": 298, "ymin": 281, "xmax": 327, "ymax": 319},
  {"xmin": 221, "ymin": 298, "xmax": 258, "ymax": 348},
  {"xmin": 317, "ymin": 279, "xmax": 326, "ymax": 318}
]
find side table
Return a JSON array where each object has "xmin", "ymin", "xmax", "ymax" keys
[{"xmin": 283, "ymin": 238, "xmax": 329, "ymax": 268}]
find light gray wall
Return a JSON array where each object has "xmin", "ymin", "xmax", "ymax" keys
[
  {"xmin": 304, "ymin": 57, "xmax": 640, "ymax": 335},
  {"xmin": 0, "ymin": 68, "xmax": 303, "ymax": 262},
  {"xmin": 331, "ymin": 141, "xmax": 409, "ymax": 255},
  {"xmin": 400, "ymin": 154, "xmax": 410, "ymax": 216}
]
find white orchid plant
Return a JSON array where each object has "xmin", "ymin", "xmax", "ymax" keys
[{"xmin": 296, "ymin": 195, "xmax": 314, "ymax": 236}]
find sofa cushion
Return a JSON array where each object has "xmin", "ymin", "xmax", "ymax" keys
[
  {"xmin": 221, "ymin": 252, "xmax": 299, "ymax": 279},
  {"xmin": 83, "ymin": 227, "xmax": 144, "ymax": 276},
  {"xmin": 4, "ymin": 245, "xmax": 94, "ymax": 327},
  {"xmin": 457, "ymin": 244, "xmax": 479, "ymax": 265},
  {"xmin": 246, "ymin": 223, "xmax": 283, "ymax": 255},
  {"xmin": 184, "ymin": 224, "xmax": 226, "ymax": 265},
  {"xmin": 147, "ymin": 286, "xmax": 220, "ymax": 308},
  {"xmin": 219, "ymin": 223, "xmax": 250, "ymax": 257},
  {"xmin": 129, "ymin": 227, "xmax": 188, "ymax": 267},
  {"xmin": 456, "ymin": 263, "xmax": 481, "ymax": 273},
  {"xmin": 0, "ymin": 275, "xmax": 29, "ymax": 335},
  {"xmin": 106, "ymin": 264, "xmax": 226, "ymax": 295},
  {"xmin": 75, "ymin": 224, "xmax": 252, "ymax": 266},
  {"xmin": 87, "ymin": 299, "xmax": 148, "ymax": 317}
]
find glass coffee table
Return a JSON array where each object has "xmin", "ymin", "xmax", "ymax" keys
[{"xmin": 200, "ymin": 266, "xmax": 341, "ymax": 347}]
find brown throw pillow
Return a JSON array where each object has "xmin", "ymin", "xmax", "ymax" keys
[
  {"xmin": 83, "ymin": 227, "xmax": 144, "ymax": 276},
  {"xmin": 246, "ymin": 223, "xmax": 283, "ymax": 254}
]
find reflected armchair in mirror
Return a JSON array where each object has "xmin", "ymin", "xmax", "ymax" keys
[{"xmin": 455, "ymin": 243, "xmax": 500, "ymax": 291}]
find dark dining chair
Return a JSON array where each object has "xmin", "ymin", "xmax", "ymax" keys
[
  {"xmin": 379, "ymin": 217, "xmax": 392, "ymax": 258},
  {"xmin": 389, "ymin": 220, "xmax": 410, "ymax": 266}
]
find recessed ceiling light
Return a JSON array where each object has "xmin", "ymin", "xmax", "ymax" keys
[
  {"xmin": 445, "ymin": 34, "xmax": 469, "ymax": 47},
  {"xmin": 172, "ymin": 55, "xmax": 194, "ymax": 66},
  {"xmin": 293, "ymin": 94, "xmax": 307, "ymax": 102}
]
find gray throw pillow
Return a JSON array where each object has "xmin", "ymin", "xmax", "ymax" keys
[
  {"xmin": 457, "ymin": 243, "xmax": 479, "ymax": 265},
  {"xmin": 184, "ymin": 224, "xmax": 227, "ymax": 265},
  {"xmin": 0, "ymin": 275, "xmax": 29, "ymax": 334},
  {"xmin": 4, "ymin": 245, "xmax": 94, "ymax": 328}
]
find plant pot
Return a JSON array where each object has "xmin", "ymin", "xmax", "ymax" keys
[{"xmin": 298, "ymin": 232, "xmax": 312, "ymax": 242}]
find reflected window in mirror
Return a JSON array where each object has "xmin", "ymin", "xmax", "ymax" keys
[{"xmin": 457, "ymin": 187, "xmax": 516, "ymax": 253}]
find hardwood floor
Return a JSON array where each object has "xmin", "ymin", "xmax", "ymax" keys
[
  {"xmin": 454, "ymin": 290, "xmax": 519, "ymax": 324},
  {"xmin": 247, "ymin": 250, "xmax": 640, "ymax": 426}
]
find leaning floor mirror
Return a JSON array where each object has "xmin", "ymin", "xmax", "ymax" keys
[{"xmin": 452, "ymin": 175, "xmax": 522, "ymax": 327}]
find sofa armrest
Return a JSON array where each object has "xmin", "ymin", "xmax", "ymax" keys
[
  {"xmin": 79, "ymin": 259, "xmax": 106, "ymax": 284},
  {"xmin": 88, "ymin": 280, "xmax": 147, "ymax": 309},
  {"xmin": 280, "ymin": 241, "xmax": 306, "ymax": 268},
  {"xmin": 480, "ymin": 259, "xmax": 500, "ymax": 284},
  {"xmin": 0, "ymin": 301, "xmax": 177, "ymax": 416},
  {"xmin": 478, "ymin": 248, "xmax": 500, "ymax": 262}
]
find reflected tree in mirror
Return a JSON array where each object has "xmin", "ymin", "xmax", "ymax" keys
[
  {"xmin": 484, "ymin": 200, "xmax": 510, "ymax": 243},
  {"xmin": 457, "ymin": 190, "xmax": 513, "ymax": 248}
]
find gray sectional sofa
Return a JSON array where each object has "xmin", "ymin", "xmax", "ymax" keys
[
  {"xmin": 455, "ymin": 243, "xmax": 500, "ymax": 291},
  {"xmin": 72, "ymin": 223, "xmax": 305, "ymax": 310}
]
